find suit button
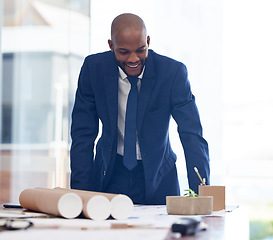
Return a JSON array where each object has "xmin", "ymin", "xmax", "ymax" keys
[{"xmin": 103, "ymin": 171, "xmax": 106, "ymax": 176}]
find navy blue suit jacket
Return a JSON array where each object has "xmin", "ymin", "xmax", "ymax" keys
[{"xmin": 70, "ymin": 49, "xmax": 210, "ymax": 202}]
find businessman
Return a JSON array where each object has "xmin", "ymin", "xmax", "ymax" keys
[{"xmin": 70, "ymin": 13, "xmax": 210, "ymax": 204}]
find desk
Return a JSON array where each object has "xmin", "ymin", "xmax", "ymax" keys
[{"xmin": 0, "ymin": 205, "xmax": 249, "ymax": 240}]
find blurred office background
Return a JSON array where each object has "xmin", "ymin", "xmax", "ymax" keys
[{"xmin": 0, "ymin": 0, "xmax": 272, "ymax": 238}]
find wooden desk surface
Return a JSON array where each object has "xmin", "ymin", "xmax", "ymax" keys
[
  {"xmin": 0, "ymin": 205, "xmax": 249, "ymax": 240},
  {"xmin": 167, "ymin": 206, "xmax": 249, "ymax": 239}
]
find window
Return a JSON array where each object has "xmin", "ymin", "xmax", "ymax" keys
[{"xmin": 0, "ymin": 0, "xmax": 90, "ymax": 202}]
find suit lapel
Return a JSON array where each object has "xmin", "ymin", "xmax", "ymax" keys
[{"xmin": 137, "ymin": 51, "xmax": 156, "ymax": 132}]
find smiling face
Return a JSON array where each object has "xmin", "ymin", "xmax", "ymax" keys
[{"xmin": 108, "ymin": 16, "xmax": 150, "ymax": 76}]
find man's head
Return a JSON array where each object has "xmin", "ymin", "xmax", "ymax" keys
[{"xmin": 108, "ymin": 13, "xmax": 150, "ymax": 77}]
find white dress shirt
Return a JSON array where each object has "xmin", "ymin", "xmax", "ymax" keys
[{"xmin": 117, "ymin": 67, "xmax": 145, "ymax": 160}]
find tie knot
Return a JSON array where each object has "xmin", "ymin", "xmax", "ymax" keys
[{"xmin": 127, "ymin": 76, "xmax": 138, "ymax": 88}]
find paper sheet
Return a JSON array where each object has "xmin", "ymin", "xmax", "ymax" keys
[{"xmin": 0, "ymin": 205, "xmax": 236, "ymax": 240}]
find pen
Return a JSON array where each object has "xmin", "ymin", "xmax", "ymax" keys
[{"xmin": 194, "ymin": 167, "xmax": 205, "ymax": 185}]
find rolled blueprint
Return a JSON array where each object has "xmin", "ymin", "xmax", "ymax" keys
[
  {"xmin": 19, "ymin": 188, "xmax": 82, "ymax": 219},
  {"xmin": 54, "ymin": 187, "xmax": 134, "ymax": 220}
]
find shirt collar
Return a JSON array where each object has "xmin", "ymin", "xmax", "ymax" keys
[{"xmin": 118, "ymin": 66, "xmax": 145, "ymax": 80}]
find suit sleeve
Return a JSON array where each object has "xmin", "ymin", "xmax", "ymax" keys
[
  {"xmin": 70, "ymin": 57, "xmax": 99, "ymax": 190},
  {"xmin": 171, "ymin": 63, "xmax": 210, "ymax": 194}
]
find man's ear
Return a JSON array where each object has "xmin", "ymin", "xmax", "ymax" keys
[
  {"xmin": 108, "ymin": 39, "xmax": 114, "ymax": 51},
  {"xmin": 147, "ymin": 36, "xmax": 150, "ymax": 47}
]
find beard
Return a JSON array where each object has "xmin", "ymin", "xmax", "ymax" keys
[{"xmin": 113, "ymin": 52, "xmax": 147, "ymax": 77}]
